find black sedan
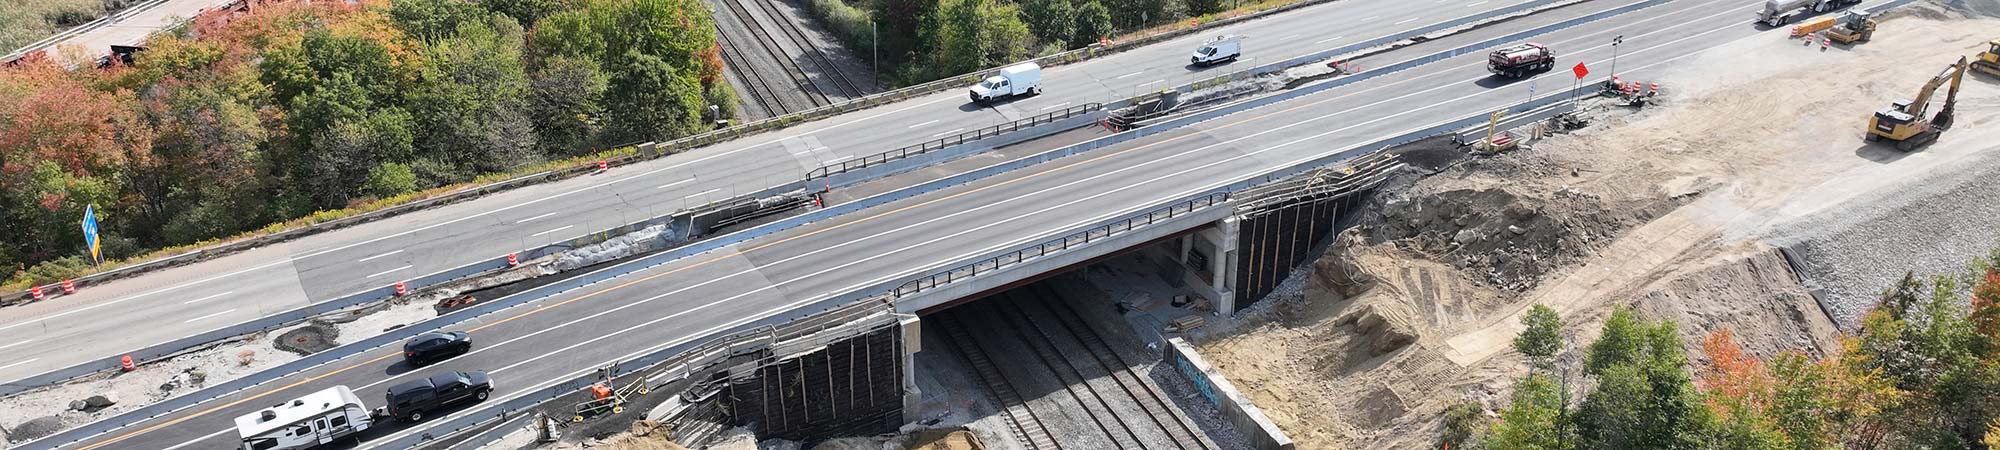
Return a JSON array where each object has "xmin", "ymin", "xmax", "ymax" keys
[{"xmin": 402, "ymin": 331, "xmax": 472, "ymax": 366}]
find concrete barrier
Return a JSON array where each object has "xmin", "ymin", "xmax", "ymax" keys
[{"xmin": 1163, "ymin": 337, "xmax": 1293, "ymax": 450}]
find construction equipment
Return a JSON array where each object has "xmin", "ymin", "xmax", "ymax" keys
[
  {"xmin": 1825, "ymin": 9, "xmax": 1875, "ymax": 44},
  {"xmin": 570, "ymin": 364, "xmax": 650, "ymax": 422},
  {"xmin": 1973, "ymin": 38, "xmax": 2000, "ymax": 77},
  {"xmin": 1867, "ymin": 56, "xmax": 1967, "ymax": 151}
]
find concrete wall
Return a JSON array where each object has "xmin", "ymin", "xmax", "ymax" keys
[
  {"xmin": 1163, "ymin": 337, "xmax": 1293, "ymax": 450},
  {"xmin": 725, "ymin": 321, "xmax": 908, "ymax": 441}
]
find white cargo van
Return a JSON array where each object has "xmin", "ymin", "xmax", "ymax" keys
[
  {"xmin": 969, "ymin": 62, "xmax": 1041, "ymax": 103},
  {"xmin": 236, "ymin": 386, "xmax": 376, "ymax": 450},
  {"xmin": 1190, "ymin": 35, "xmax": 1242, "ymax": 66}
]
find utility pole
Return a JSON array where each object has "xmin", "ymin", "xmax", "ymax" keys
[{"xmin": 872, "ymin": 19, "xmax": 879, "ymax": 79}]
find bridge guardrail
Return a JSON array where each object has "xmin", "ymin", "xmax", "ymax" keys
[
  {"xmin": 806, "ymin": 102, "xmax": 1103, "ymax": 181},
  {"xmin": 890, "ymin": 192, "xmax": 1230, "ymax": 298}
]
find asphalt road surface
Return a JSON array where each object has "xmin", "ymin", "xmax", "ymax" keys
[
  {"xmin": 43, "ymin": 0, "xmax": 1838, "ymax": 448},
  {"xmin": 0, "ymin": 0, "xmax": 1568, "ymax": 384}
]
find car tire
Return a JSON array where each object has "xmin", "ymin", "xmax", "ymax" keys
[
  {"xmin": 407, "ymin": 410, "xmax": 424, "ymax": 422},
  {"xmin": 476, "ymin": 389, "xmax": 490, "ymax": 401}
]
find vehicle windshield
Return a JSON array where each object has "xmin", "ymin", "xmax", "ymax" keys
[
  {"xmin": 980, "ymin": 77, "xmax": 1005, "ymax": 89},
  {"xmin": 1197, "ymin": 46, "xmax": 1215, "ymax": 56}
]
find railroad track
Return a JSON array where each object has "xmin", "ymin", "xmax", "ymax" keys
[
  {"xmin": 716, "ymin": 0, "xmax": 830, "ymax": 110},
  {"xmin": 1029, "ymin": 283, "xmax": 1213, "ymax": 450},
  {"xmin": 987, "ymin": 295, "xmax": 1148, "ymax": 449},
  {"xmin": 716, "ymin": 29, "xmax": 785, "ymax": 118},
  {"xmin": 744, "ymin": 0, "xmax": 863, "ymax": 99},
  {"xmin": 933, "ymin": 313, "xmax": 1064, "ymax": 450}
]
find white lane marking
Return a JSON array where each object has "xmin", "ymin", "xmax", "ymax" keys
[
  {"xmin": 0, "ymin": 358, "xmax": 40, "ymax": 372},
  {"xmin": 181, "ymin": 291, "xmax": 236, "ymax": 305},
  {"xmin": 654, "ymin": 179, "xmax": 695, "ymax": 190},
  {"xmin": 355, "ymin": 249, "xmax": 403, "ymax": 263},
  {"xmin": 517, "ymin": 211, "xmax": 561, "ymax": 223},
  {"xmin": 529, "ymin": 226, "xmax": 575, "ymax": 238},
  {"xmin": 1394, "ymin": 17, "xmax": 1419, "ymax": 25},
  {"xmin": 160, "ymin": 429, "xmax": 232, "ymax": 450},
  {"xmin": 1040, "ymin": 102, "xmax": 1072, "ymax": 111},
  {"xmin": 1314, "ymin": 35, "xmax": 1345, "ymax": 44},
  {"xmin": 931, "ymin": 128, "xmax": 966, "ymax": 138},
  {"xmin": 1138, "ymin": 79, "xmax": 1166, "ymax": 87},
  {"xmin": 229, "ymin": 3, "xmax": 1766, "ymax": 448},
  {"xmin": 1361, "ymin": 15, "xmax": 1379, "ymax": 21},
  {"xmin": 1116, "ymin": 71, "xmax": 1144, "ymax": 79},
  {"xmin": 0, "ymin": 339, "xmax": 36, "ymax": 352},
  {"xmin": 1280, "ymin": 33, "xmax": 1301, "ymax": 40},
  {"xmin": 364, "ymin": 265, "xmax": 413, "ymax": 279},
  {"xmin": 1468, "ymin": 0, "xmax": 1488, "ymax": 6},
  {"xmin": 182, "ymin": 309, "xmax": 237, "ymax": 324},
  {"xmin": 684, "ymin": 188, "xmax": 721, "ymax": 200},
  {"xmin": 907, "ymin": 120, "xmax": 940, "ymax": 129}
]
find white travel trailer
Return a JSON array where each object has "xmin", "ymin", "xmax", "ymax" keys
[{"xmin": 235, "ymin": 386, "xmax": 376, "ymax": 450}]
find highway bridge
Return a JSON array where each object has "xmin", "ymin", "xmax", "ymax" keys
[
  {"xmin": 0, "ymin": 0, "xmax": 1574, "ymax": 387},
  {"xmin": 16, "ymin": 0, "xmax": 1849, "ymax": 447}
]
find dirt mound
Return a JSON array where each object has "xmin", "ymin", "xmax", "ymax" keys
[
  {"xmin": 6, "ymin": 415, "xmax": 62, "ymax": 443},
  {"xmin": 1629, "ymin": 248, "xmax": 1843, "ymax": 360},
  {"xmin": 1366, "ymin": 185, "xmax": 1678, "ymax": 291},
  {"xmin": 274, "ymin": 322, "xmax": 340, "ymax": 356}
]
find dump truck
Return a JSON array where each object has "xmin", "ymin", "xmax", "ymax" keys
[
  {"xmin": 1867, "ymin": 56, "xmax": 1966, "ymax": 151},
  {"xmin": 1757, "ymin": 0, "xmax": 1860, "ymax": 26},
  {"xmin": 1824, "ymin": 9, "xmax": 1875, "ymax": 44},
  {"xmin": 1487, "ymin": 43, "xmax": 1554, "ymax": 78},
  {"xmin": 1974, "ymin": 38, "xmax": 2000, "ymax": 77}
]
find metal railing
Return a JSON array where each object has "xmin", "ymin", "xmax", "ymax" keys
[
  {"xmin": 806, "ymin": 102, "xmax": 1102, "ymax": 180},
  {"xmin": 888, "ymin": 192, "xmax": 1229, "ymax": 298}
]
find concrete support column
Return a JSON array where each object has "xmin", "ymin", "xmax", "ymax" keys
[
  {"xmin": 1181, "ymin": 217, "xmax": 1241, "ymax": 315},
  {"xmin": 899, "ymin": 314, "xmax": 923, "ymax": 415}
]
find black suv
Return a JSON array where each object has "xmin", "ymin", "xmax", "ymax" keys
[
  {"xmin": 385, "ymin": 370, "xmax": 493, "ymax": 422},
  {"xmin": 403, "ymin": 331, "xmax": 471, "ymax": 365}
]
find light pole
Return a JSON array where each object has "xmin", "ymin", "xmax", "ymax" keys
[
  {"xmin": 1609, "ymin": 34, "xmax": 1623, "ymax": 82},
  {"xmin": 871, "ymin": 19, "xmax": 879, "ymax": 80}
]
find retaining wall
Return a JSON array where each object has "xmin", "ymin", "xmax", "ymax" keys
[{"xmin": 1163, "ymin": 337, "xmax": 1292, "ymax": 450}]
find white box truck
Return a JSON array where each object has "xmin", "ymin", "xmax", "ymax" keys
[
  {"xmin": 236, "ymin": 386, "xmax": 377, "ymax": 450},
  {"xmin": 1190, "ymin": 35, "xmax": 1242, "ymax": 66},
  {"xmin": 969, "ymin": 62, "xmax": 1041, "ymax": 103},
  {"xmin": 1756, "ymin": 0, "xmax": 1859, "ymax": 26}
]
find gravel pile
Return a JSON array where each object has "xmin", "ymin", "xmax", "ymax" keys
[{"xmin": 1770, "ymin": 150, "xmax": 2000, "ymax": 330}]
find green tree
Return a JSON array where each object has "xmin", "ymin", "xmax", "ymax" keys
[
  {"xmin": 1572, "ymin": 312, "xmax": 1713, "ymax": 450},
  {"xmin": 480, "ymin": 0, "xmax": 565, "ymax": 26},
  {"xmin": 408, "ymin": 17, "xmax": 537, "ymax": 176},
  {"xmin": 602, "ymin": 50, "xmax": 706, "ymax": 144},
  {"xmin": 1485, "ymin": 374, "xmax": 1573, "ymax": 450},
  {"xmin": 1019, "ymin": 0, "xmax": 1074, "ymax": 49},
  {"xmin": 920, "ymin": 0, "xmax": 1031, "ymax": 77},
  {"xmin": 528, "ymin": 56, "xmax": 609, "ymax": 157},
  {"xmin": 363, "ymin": 162, "xmax": 420, "ymax": 198},
  {"xmin": 1184, "ymin": 0, "xmax": 1221, "ymax": 17},
  {"xmin": 1515, "ymin": 304, "xmax": 1564, "ymax": 374},
  {"xmin": 1070, "ymin": 1, "xmax": 1112, "ymax": 48},
  {"xmin": 389, "ymin": 0, "xmax": 493, "ymax": 42}
]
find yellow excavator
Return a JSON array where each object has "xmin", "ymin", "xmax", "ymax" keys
[
  {"xmin": 1867, "ymin": 56, "xmax": 1966, "ymax": 151},
  {"xmin": 1974, "ymin": 39, "xmax": 2000, "ymax": 77}
]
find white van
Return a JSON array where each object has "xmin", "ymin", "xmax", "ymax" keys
[
  {"xmin": 969, "ymin": 62, "xmax": 1042, "ymax": 103},
  {"xmin": 236, "ymin": 386, "xmax": 376, "ymax": 450},
  {"xmin": 1190, "ymin": 35, "xmax": 1242, "ymax": 66}
]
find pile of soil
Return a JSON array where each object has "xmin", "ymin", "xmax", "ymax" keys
[
  {"xmin": 274, "ymin": 322, "xmax": 341, "ymax": 356},
  {"xmin": 1364, "ymin": 183, "xmax": 1681, "ymax": 291}
]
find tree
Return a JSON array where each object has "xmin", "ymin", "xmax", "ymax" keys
[
  {"xmin": 389, "ymin": 0, "xmax": 493, "ymax": 42},
  {"xmin": 1070, "ymin": 1, "xmax": 1112, "ymax": 48},
  {"xmin": 408, "ymin": 17, "xmax": 537, "ymax": 176},
  {"xmin": 528, "ymin": 56, "xmax": 608, "ymax": 157},
  {"xmin": 1485, "ymin": 374, "xmax": 1573, "ymax": 450},
  {"xmin": 1515, "ymin": 304, "xmax": 1563, "ymax": 373},
  {"xmin": 1019, "ymin": 0, "xmax": 1074, "ymax": 49},
  {"xmin": 480, "ymin": 0, "xmax": 565, "ymax": 26},
  {"xmin": 920, "ymin": 0, "xmax": 1031, "ymax": 77},
  {"xmin": 1585, "ymin": 307, "xmax": 1649, "ymax": 375},
  {"xmin": 1185, "ymin": 0, "xmax": 1221, "ymax": 17},
  {"xmin": 602, "ymin": 50, "xmax": 706, "ymax": 144}
]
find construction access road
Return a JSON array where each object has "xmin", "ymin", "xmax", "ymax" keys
[
  {"xmin": 0, "ymin": 0, "xmax": 1575, "ymax": 387},
  {"xmin": 37, "ymin": 0, "xmax": 1825, "ymax": 447}
]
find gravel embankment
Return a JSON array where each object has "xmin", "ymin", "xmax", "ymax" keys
[{"xmin": 1770, "ymin": 149, "xmax": 2000, "ymax": 330}]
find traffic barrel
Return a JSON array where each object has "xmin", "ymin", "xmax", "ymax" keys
[
  {"xmin": 1821, "ymin": 37, "xmax": 1830, "ymax": 49},
  {"xmin": 121, "ymin": 355, "xmax": 135, "ymax": 372},
  {"xmin": 1649, "ymin": 83, "xmax": 1658, "ymax": 94},
  {"xmin": 30, "ymin": 286, "xmax": 43, "ymax": 301},
  {"xmin": 507, "ymin": 253, "xmax": 519, "ymax": 267},
  {"xmin": 395, "ymin": 281, "xmax": 407, "ymax": 297},
  {"xmin": 597, "ymin": 160, "xmax": 609, "ymax": 172},
  {"xmin": 61, "ymin": 279, "xmax": 75, "ymax": 294}
]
